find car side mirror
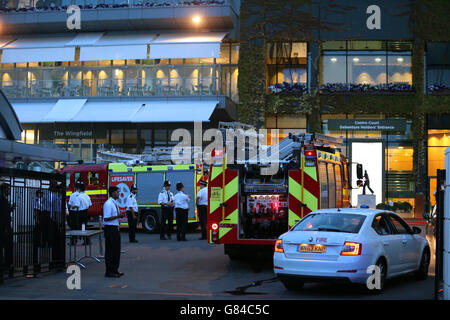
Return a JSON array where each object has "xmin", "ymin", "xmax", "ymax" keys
[{"xmin": 412, "ymin": 226, "xmax": 422, "ymax": 235}]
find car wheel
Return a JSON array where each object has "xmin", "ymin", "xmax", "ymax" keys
[
  {"xmin": 368, "ymin": 258, "xmax": 386, "ymax": 294},
  {"xmin": 142, "ymin": 212, "xmax": 159, "ymax": 234},
  {"xmin": 414, "ymin": 248, "xmax": 430, "ymax": 280},
  {"xmin": 280, "ymin": 278, "xmax": 304, "ymax": 291}
]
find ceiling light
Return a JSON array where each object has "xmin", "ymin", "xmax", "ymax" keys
[
  {"xmin": 352, "ymin": 57, "xmax": 359, "ymax": 62},
  {"xmin": 375, "ymin": 57, "xmax": 382, "ymax": 62},
  {"xmin": 397, "ymin": 57, "xmax": 404, "ymax": 62},
  {"xmin": 192, "ymin": 16, "xmax": 201, "ymax": 24},
  {"xmin": 330, "ymin": 57, "xmax": 337, "ymax": 62}
]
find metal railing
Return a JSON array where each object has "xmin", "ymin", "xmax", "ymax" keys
[
  {"xmin": 0, "ymin": 0, "xmax": 239, "ymax": 12},
  {"xmin": 0, "ymin": 168, "xmax": 66, "ymax": 283},
  {"xmin": 1, "ymin": 77, "xmax": 219, "ymax": 98}
]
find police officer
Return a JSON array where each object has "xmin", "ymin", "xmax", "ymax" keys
[
  {"xmin": 77, "ymin": 184, "xmax": 92, "ymax": 245},
  {"xmin": 103, "ymin": 186, "xmax": 124, "ymax": 278},
  {"xmin": 158, "ymin": 181, "xmax": 174, "ymax": 240},
  {"xmin": 68, "ymin": 183, "xmax": 81, "ymax": 245},
  {"xmin": 196, "ymin": 180, "xmax": 208, "ymax": 240},
  {"xmin": 174, "ymin": 182, "xmax": 190, "ymax": 241},
  {"xmin": 126, "ymin": 185, "xmax": 139, "ymax": 243}
]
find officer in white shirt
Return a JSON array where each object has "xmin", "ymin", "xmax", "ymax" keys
[
  {"xmin": 103, "ymin": 186, "xmax": 124, "ymax": 278},
  {"xmin": 126, "ymin": 185, "xmax": 139, "ymax": 243},
  {"xmin": 196, "ymin": 180, "xmax": 208, "ymax": 240},
  {"xmin": 77, "ymin": 184, "xmax": 92, "ymax": 244},
  {"xmin": 158, "ymin": 181, "xmax": 174, "ymax": 240},
  {"xmin": 174, "ymin": 182, "xmax": 190, "ymax": 241},
  {"xmin": 68, "ymin": 183, "xmax": 81, "ymax": 244}
]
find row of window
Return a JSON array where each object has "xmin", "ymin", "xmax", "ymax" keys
[{"xmin": 318, "ymin": 162, "xmax": 344, "ymax": 210}]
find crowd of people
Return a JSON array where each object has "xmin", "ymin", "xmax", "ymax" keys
[{"xmin": 0, "ymin": 178, "xmax": 209, "ymax": 280}]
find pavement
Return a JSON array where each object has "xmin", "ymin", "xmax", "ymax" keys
[{"xmin": 0, "ymin": 228, "xmax": 436, "ymax": 300}]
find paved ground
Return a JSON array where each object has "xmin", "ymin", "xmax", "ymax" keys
[{"xmin": 0, "ymin": 229, "xmax": 435, "ymax": 300}]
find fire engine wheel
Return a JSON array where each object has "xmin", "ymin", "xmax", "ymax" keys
[{"xmin": 142, "ymin": 212, "xmax": 159, "ymax": 234}]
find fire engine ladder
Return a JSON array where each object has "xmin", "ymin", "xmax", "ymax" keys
[
  {"xmin": 96, "ymin": 146, "xmax": 198, "ymax": 165},
  {"xmin": 265, "ymin": 133, "xmax": 343, "ymax": 163}
]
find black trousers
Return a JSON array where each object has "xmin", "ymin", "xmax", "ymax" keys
[
  {"xmin": 68, "ymin": 210, "xmax": 81, "ymax": 243},
  {"xmin": 0, "ymin": 227, "xmax": 13, "ymax": 274},
  {"xmin": 160, "ymin": 207, "xmax": 173, "ymax": 238},
  {"xmin": 197, "ymin": 205, "xmax": 208, "ymax": 239},
  {"xmin": 175, "ymin": 208, "xmax": 188, "ymax": 241},
  {"xmin": 79, "ymin": 210, "xmax": 89, "ymax": 228},
  {"xmin": 127, "ymin": 210, "xmax": 137, "ymax": 241},
  {"xmin": 104, "ymin": 225, "xmax": 121, "ymax": 275}
]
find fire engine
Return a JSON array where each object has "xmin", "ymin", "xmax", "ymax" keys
[
  {"xmin": 207, "ymin": 132, "xmax": 357, "ymax": 259},
  {"xmin": 60, "ymin": 161, "xmax": 205, "ymax": 233}
]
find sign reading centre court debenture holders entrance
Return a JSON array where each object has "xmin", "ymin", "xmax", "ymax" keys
[{"xmin": 327, "ymin": 119, "xmax": 407, "ymax": 132}]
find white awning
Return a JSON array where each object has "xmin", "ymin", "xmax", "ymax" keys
[
  {"xmin": 79, "ymin": 31, "xmax": 155, "ymax": 61},
  {"xmin": 12, "ymin": 102, "xmax": 56, "ymax": 123},
  {"xmin": 149, "ymin": 33, "xmax": 227, "ymax": 59},
  {"xmin": 66, "ymin": 33, "xmax": 104, "ymax": 46},
  {"xmin": 2, "ymin": 34, "xmax": 77, "ymax": 63},
  {"xmin": 131, "ymin": 100, "xmax": 218, "ymax": 122},
  {"xmin": 44, "ymin": 99, "xmax": 87, "ymax": 122},
  {"xmin": 80, "ymin": 45, "xmax": 148, "ymax": 61},
  {"xmin": 73, "ymin": 100, "xmax": 142, "ymax": 122}
]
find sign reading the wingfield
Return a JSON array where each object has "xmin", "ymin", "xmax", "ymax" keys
[
  {"xmin": 327, "ymin": 119, "xmax": 407, "ymax": 132},
  {"xmin": 41, "ymin": 128, "xmax": 107, "ymax": 140}
]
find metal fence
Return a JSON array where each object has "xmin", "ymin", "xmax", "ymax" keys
[{"xmin": 0, "ymin": 167, "xmax": 66, "ymax": 283}]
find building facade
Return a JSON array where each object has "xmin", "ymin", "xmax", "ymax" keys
[
  {"xmin": 238, "ymin": 0, "xmax": 450, "ymax": 217},
  {"xmin": 0, "ymin": 0, "xmax": 240, "ymax": 161}
]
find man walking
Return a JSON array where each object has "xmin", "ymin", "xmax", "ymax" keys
[
  {"xmin": 158, "ymin": 181, "xmax": 174, "ymax": 240},
  {"xmin": 174, "ymin": 182, "xmax": 190, "ymax": 241},
  {"xmin": 103, "ymin": 186, "xmax": 124, "ymax": 278},
  {"xmin": 126, "ymin": 185, "xmax": 139, "ymax": 243},
  {"xmin": 196, "ymin": 180, "xmax": 208, "ymax": 240}
]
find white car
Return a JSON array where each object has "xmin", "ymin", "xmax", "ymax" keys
[{"xmin": 273, "ymin": 208, "xmax": 430, "ymax": 292}]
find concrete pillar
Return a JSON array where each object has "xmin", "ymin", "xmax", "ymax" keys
[{"xmin": 444, "ymin": 147, "xmax": 450, "ymax": 300}]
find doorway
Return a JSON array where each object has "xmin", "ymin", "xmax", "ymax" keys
[{"xmin": 350, "ymin": 142, "xmax": 384, "ymax": 207}]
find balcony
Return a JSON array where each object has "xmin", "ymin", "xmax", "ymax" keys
[
  {"xmin": 0, "ymin": 0, "xmax": 240, "ymax": 33},
  {"xmin": 1, "ymin": 64, "xmax": 239, "ymax": 101}
]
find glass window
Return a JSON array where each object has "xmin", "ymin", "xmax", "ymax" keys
[
  {"xmin": 372, "ymin": 215, "xmax": 391, "ymax": 235},
  {"xmin": 388, "ymin": 54, "xmax": 412, "ymax": 84},
  {"xmin": 327, "ymin": 163, "xmax": 336, "ymax": 208},
  {"xmin": 87, "ymin": 172, "xmax": 99, "ymax": 186},
  {"xmin": 319, "ymin": 162, "xmax": 328, "ymax": 209},
  {"xmin": 322, "ymin": 53, "xmax": 346, "ymax": 83},
  {"xmin": 141, "ymin": 129, "xmax": 152, "ymax": 146},
  {"xmin": 110, "ymin": 129, "xmax": 123, "ymax": 144},
  {"xmin": 124, "ymin": 129, "xmax": 137, "ymax": 145},
  {"xmin": 74, "ymin": 172, "xmax": 83, "ymax": 185},
  {"xmin": 347, "ymin": 53, "xmax": 387, "ymax": 84},
  {"xmin": 321, "ymin": 41, "xmax": 412, "ymax": 85},
  {"xmin": 386, "ymin": 146, "xmax": 413, "ymax": 171},
  {"xmin": 335, "ymin": 164, "xmax": 343, "ymax": 208},
  {"xmin": 154, "ymin": 129, "xmax": 167, "ymax": 146},
  {"xmin": 293, "ymin": 213, "xmax": 366, "ymax": 233},
  {"xmin": 267, "ymin": 42, "xmax": 308, "ymax": 87},
  {"xmin": 428, "ymin": 130, "xmax": 450, "ymax": 206},
  {"xmin": 386, "ymin": 214, "xmax": 411, "ymax": 234}
]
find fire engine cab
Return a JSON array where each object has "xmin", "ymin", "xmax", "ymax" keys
[{"xmin": 207, "ymin": 132, "xmax": 356, "ymax": 260}]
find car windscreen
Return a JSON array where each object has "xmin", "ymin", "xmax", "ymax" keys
[{"xmin": 292, "ymin": 213, "xmax": 367, "ymax": 233}]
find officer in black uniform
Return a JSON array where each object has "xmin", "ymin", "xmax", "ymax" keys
[
  {"xmin": 158, "ymin": 181, "xmax": 174, "ymax": 240},
  {"xmin": 126, "ymin": 185, "xmax": 139, "ymax": 243}
]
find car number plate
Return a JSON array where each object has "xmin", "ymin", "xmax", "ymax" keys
[{"xmin": 298, "ymin": 244, "xmax": 327, "ymax": 253}]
